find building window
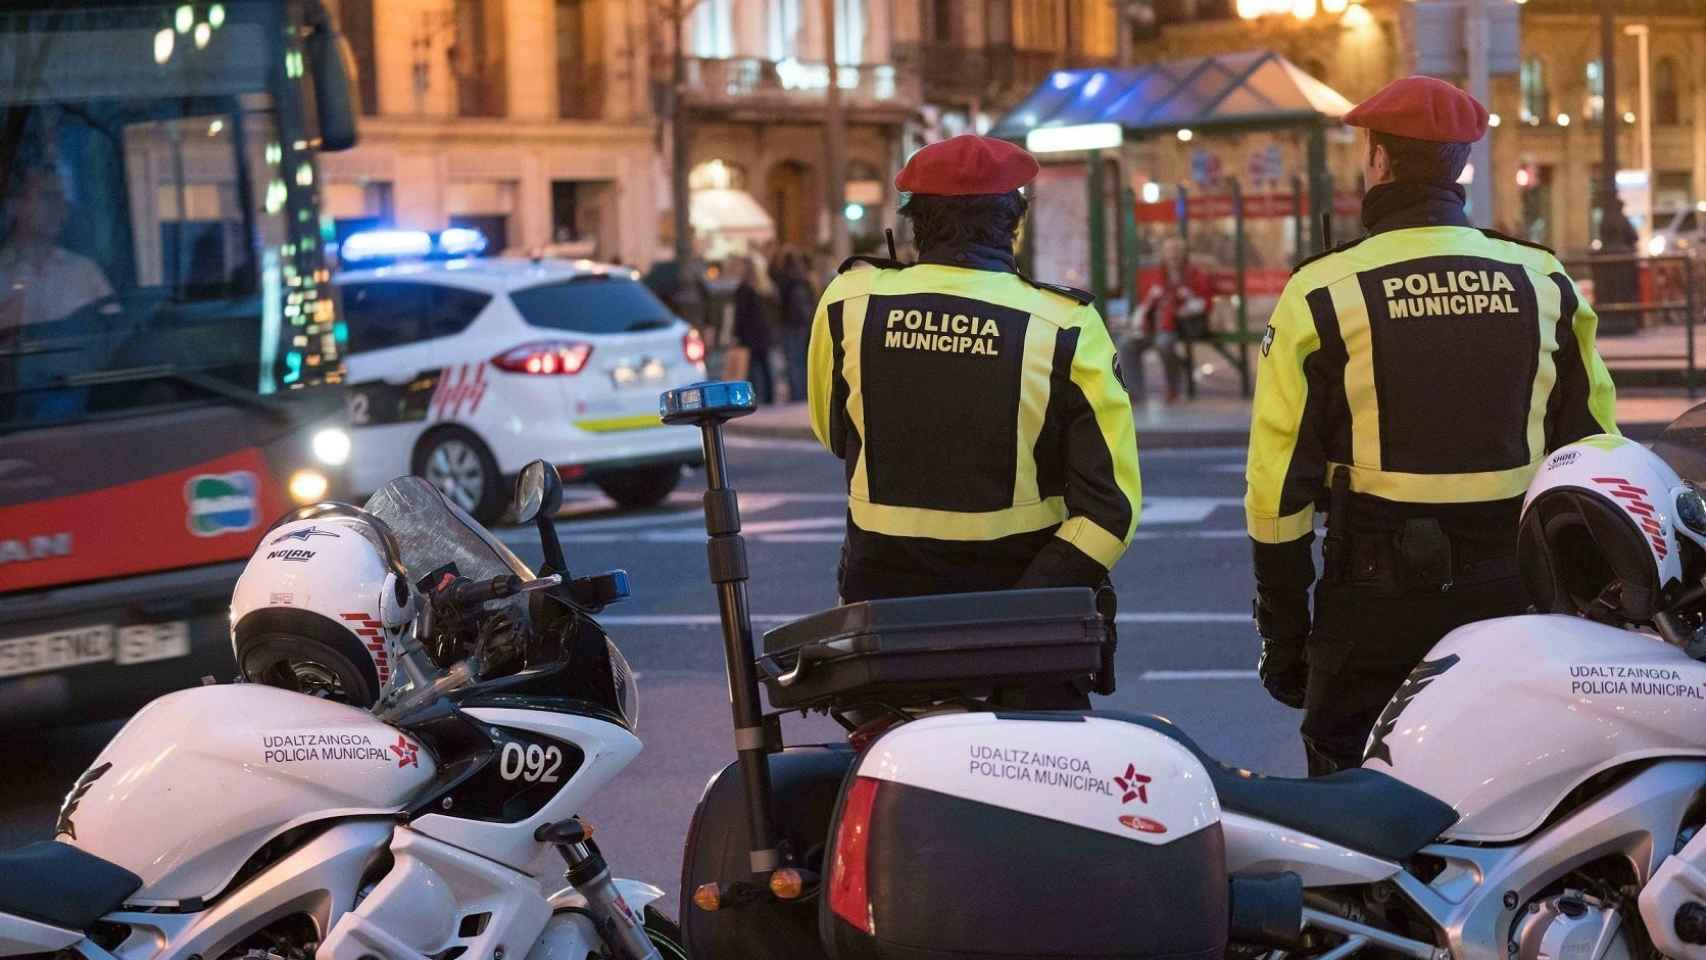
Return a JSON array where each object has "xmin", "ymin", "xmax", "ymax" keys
[
  {"xmin": 1584, "ymin": 59, "xmax": 1603, "ymax": 124},
  {"xmin": 768, "ymin": 0, "xmax": 802, "ymax": 60},
  {"xmin": 835, "ymin": 0, "xmax": 864, "ymax": 64},
  {"xmin": 1656, "ymin": 56, "xmax": 1681, "ymax": 126},
  {"xmin": 930, "ymin": 0, "xmax": 956, "ymax": 43},
  {"xmin": 557, "ymin": 0, "xmax": 603, "ymax": 119},
  {"xmin": 340, "ymin": 0, "xmax": 379, "ymax": 115},
  {"xmin": 453, "ymin": 0, "xmax": 507, "ymax": 117},
  {"xmin": 690, "ymin": 0, "xmax": 734, "ymax": 58},
  {"xmin": 1519, "ymin": 164, "xmax": 1553, "ymax": 248},
  {"xmin": 1520, "ymin": 57, "xmax": 1548, "ymax": 124}
]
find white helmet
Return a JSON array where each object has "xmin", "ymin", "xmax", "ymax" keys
[
  {"xmin": 1519, "ymin": 434, "xmax": 1706, "ymax": 623},
  {"xmin": 229, "ymin": 505, "xmax": 414, "ymax": 706}
]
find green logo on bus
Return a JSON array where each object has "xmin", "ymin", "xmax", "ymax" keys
[{"xmin": 185, "ymin": 471, "xmax": 259, "ymax": 537}]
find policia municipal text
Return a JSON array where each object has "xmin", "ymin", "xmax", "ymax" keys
[
  {"xmin": 1246, "ymin": 76, "xmax": 1619, "ymax": 774},
  {"xmin": 807, "ymin": 135, "xmax": 1142, "ymax": 700}
]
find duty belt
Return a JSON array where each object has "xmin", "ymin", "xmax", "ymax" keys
[{"xmin": 1343, "ymin": 529, "xmax": 1519, "ymax": 595}]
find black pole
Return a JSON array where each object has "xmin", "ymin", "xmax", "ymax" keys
[
  {"xmin": 1593, "ymin": 0, "xmax": 1639, "ymax": 333},
  {"xmin": 1231, "ymin": 177, "xmax": 1250, "ymax": 398},
  {"xmin": 697, "ymin": 421, "xmax": 779, "ymax": 876}
]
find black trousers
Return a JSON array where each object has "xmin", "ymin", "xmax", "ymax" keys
[{"xmin": 1301, "ymin": 575, "xmax": 1527, "ymax": 776}]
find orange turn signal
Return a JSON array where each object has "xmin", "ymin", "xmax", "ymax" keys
[
  {"xmin": 769, "ymin": 868, "xmax": 805, "ymax": 900},
  {"xmin": 692, "ymin": 882, "xmax": 722, "ymax": 912}
]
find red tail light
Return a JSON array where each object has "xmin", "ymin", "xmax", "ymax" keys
[
  {"xmin": 683, "ymin": 327, "xmax": 707, "ymax": 365},
  {"xmin": 492, "ymin": 341, "xmax": 592, "ymax": 375},
  {"xmin": 828, "ymin": 775, "xmax": 879, "ymax": 934}
]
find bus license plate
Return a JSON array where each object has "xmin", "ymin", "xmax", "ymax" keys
[
  {"xmin": 0, "ymin": 621, "xmax": 190, "ymax": 678},
  {"xmin": 117, "ymin": 622, "xmax": 190, "ymax": 666},
  {"xmin": 0, "ymin": 625, "xmax": 114, "ymax": 678}
]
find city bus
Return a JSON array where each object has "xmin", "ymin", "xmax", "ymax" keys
[{"xmin": 0, "ymin": 0, "xmax": 358, "ymax": 723}]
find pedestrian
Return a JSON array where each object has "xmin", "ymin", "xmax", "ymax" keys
[
  {"xmin": 1122, "ymin": 236, "xmax": 1211, "ymax": 403},
  {"xmin": 730, "ymin": 256, "xmax": 775, "ymax": 404},
  {"xmin": 806, "ymin": 133, "xmax": 1141, "ymax": 708},
  {"xmin": 1245, "ymin": 76, "xmax": 1619, "ymax": 776},
  {"xmin": 775, "ymin": 249, "xmax": 814, "ymax": 402}
]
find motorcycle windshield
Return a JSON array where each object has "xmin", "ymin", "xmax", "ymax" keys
[
  {"xmin": 1652, "ymin": 402, "xmax": 1706, "ymax": 487},
  {"xmin": 364, "ymin": 476, "xmax": 535, "ymax": 605}
]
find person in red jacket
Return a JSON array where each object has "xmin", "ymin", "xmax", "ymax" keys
[{"xmin": 1123, "ymin": 237, "xmax": 1212, "ymax": 403}]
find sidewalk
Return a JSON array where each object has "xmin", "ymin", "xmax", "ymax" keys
[
  {"xmin": 1598, "ymin": 322, "xmax": 1706, "ymax": 391},
  {"xmin": 729, "ymin": 345, "xmax": 1701, "ymax": 447}
]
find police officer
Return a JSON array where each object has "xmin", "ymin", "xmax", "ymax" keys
[
  {"xmin": 807, "ymin": 134, "xmax": 1143, "ymax": 608},
  {"xmin": 1246, "ymin": 77, "xmax": 1618, "ymax": 775}
]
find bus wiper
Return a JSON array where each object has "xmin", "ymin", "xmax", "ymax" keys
[{"xmin": 65, "ymin": 365, "xmax": 296, "ymax": 424}]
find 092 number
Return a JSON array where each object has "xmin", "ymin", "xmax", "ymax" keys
[{"xmin": 499, "ymin": 741, "xmax": 563, "ymax": 783}]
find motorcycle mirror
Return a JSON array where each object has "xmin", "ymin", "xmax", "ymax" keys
[
  {"xmin": 513, "ymin": 460, "xmax": 561, "ymax": 524},
  {"xmin": 515, "ymin": 460, "xmax": 569, "ymax": 575}
]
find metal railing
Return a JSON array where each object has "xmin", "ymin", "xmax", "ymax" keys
[
  {"xmin": 1564, "ymin": 252, "xmax": 1704, "ymax": 398},
  {"xmin": 681, "ymin": 57, "xmax": 920, "ymax": 111}
]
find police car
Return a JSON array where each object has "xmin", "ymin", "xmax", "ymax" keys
[{"xmin": 336, "ymin": 229, "xmax": 707, "ymax": 522}]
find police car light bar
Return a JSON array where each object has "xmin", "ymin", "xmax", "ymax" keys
[
  {"xmin": 339, "ymin": 227, "xmax": 491, "ymax": 265},
  {"xmin": 1025, "ymin": 122, "xmax": 1123, "ymax": 154}
]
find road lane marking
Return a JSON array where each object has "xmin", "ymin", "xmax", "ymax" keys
[
  {"xmin": 1139, "ymin": 669, "xmax": 1260, "ymax": 680},
  {"xmin": 597, "ymin": 612, "xmax": 1248, "ymax": 626}
]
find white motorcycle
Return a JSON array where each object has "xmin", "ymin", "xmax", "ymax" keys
[
  {"xmin": 0, "ymin": 462, "xmax": 683, "ymax": 960},
  {"xmin": 664, "ymin": 382, "xmax": 1706, "ymax": 960}
]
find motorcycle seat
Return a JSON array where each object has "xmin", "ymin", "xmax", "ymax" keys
[
  {"xmin": 0, "ymin": 841, "xmax": 142, "ymax": 932},
  {"xmin": 1095, "ymin": 712, "xmax": 1459, "ymax": 863}
]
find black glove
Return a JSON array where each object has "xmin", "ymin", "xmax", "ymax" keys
[{"xmin": 1258, "ymin": 634, "xmax": 1308, "ymax": 709}]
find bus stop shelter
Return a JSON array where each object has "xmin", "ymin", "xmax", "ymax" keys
[{"xmin": 990, "ymin": 51, "xmax": 1355, "ymax": 395}]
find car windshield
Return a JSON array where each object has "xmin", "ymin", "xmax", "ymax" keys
[
  {"xmin": 510, "ymin": 274, "xmax": 676, "ymax": 334},
  {"xmin": 1652, "ymin": 402, "xmax": 1706, "ymax": 486},
  {"xmin": 364, "ymin": 476, "xmax": 535, "ymax": 623}
]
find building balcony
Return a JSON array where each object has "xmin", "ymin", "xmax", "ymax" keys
[{"xmin": 681, "ymin": 57, "xmax": 921, "ymax": 121}]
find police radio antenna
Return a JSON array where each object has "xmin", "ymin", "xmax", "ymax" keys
[{"xmin": 886, "ymin": 228, "xmax": 897, "ymax": 261}]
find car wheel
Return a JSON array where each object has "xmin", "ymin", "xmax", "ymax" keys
[
  {"xmin": 596, "ymin": 464, "xmax": 684, "ymax": 510},
  {"xmin": 415, "ymin": 426, "xmax": 505, "ymax": 523}
]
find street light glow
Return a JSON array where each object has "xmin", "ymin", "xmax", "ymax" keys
[
  {"xmin": 1177, "ymin": 128, "xmax": 1194, "ymax": 142},
  {"xmin": 1025, "ymin": 123, "xmax": 1123, "ymax": 154},
  {"xmin": 1292, "ymin": 0, "xmax": 1317, "ymax": 19},
  {"xmin": 153, "ymin": 28, "xmax": 174, "ymax": 64},
  {"xmin": 1141, "ymin": 182, "xmax": 1162, "ymax": 204},
  {"xmin": 1488, "ymin": 113, "xmax": 1501, "ymax": 128},
  {"xmin": 1556, "ymin": 113, "xmax": 1571, "ymax": 127},
  {"xmin": 1323, "ymin": 0, "xmax": 1347, "ymax": 13}
]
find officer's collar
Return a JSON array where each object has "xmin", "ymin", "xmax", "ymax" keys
[
  {"xmin": 916, "ymin": 242, "xmax": 1018, "ymax": 274},
  {"xmin": 1360, "ymin": 180, "xmax": 1471, "ymax": 235}
]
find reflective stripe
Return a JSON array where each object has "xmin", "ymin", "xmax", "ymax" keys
[
  {"xmin": 1330, "ymin": 278, "xmax": 1381, "ymax": 468},
  {"xmin": 1329, "ymin": 459, "xmax": 1540, "ymax": 503},
  {"xmin": 1247, "ymin": 505, "xmax": 1315, "ymax": 544},
  {"xmin": 574, "ymin": 415, "xmax": 666, "ymax": 433},
  {"xmin": 850, "ymin": 496, "xmax": 1068, "ymax": 541},
  {"xmin": 843, "ymin": 295, "xmax": 871, "ymax": 500},
  {"xmin": 1013, "ymin": 316, "xmax": 1056, "ymax": 507},
  {"xmin": 1528, "ymin": 272, "xmax": 1562, "ymax": 460},
  {"xmin": 1056, "ymin": 516, "xmax": 1126, "ymax": 568}
]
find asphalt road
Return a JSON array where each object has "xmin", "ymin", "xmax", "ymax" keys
[{"xmin": 0, "ymin": 435, "xmax": 1299, "ymax": 910}]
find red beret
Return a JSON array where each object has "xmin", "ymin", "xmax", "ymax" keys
[
  {"xmin": 1344, "ymin": 75, "xmax": 1489, "ymax": 144},
  {"xmin": 895, "ymin": 134, "xmax": 1040, "ymax": 196}
]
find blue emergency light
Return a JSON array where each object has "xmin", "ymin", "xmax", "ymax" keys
[
  {"xmin": 659, "ymin": 381, "xmax": 756, "ymax": 425},
  {"xmin": 339, "ymin": 227, "xmax": 489, "ymax": 266}
]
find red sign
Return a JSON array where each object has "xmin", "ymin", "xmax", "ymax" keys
[
  {"xmin": 1135, "ymin": 190, "xmax": 1361, "ymax": 223},
  {"xmin": 0, "ymin": 448, "xmax": 287, "ymax": 593}
]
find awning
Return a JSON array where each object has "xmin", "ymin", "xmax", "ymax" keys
[
  {"xmin": 990, "ymin": 51, "xmax": 1355, "ymax": 140},
  {"xmin": 690, "ymin": 188, "xmax": 775, "ymax": 239}
]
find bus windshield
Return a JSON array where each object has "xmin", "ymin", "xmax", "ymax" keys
[{"xmin": 0, "ymin": 2, "xmax": 342, "ymax": 435}]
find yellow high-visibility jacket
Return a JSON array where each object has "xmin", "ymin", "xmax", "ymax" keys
[
  {"xmin": 808, "ymin": 257, "xmax": 1143, "ymax": 601},
  {"xmin": 1245, "ymin": 210, "xmax": 1618, "ymax": 635}
]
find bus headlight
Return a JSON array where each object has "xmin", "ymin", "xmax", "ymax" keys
[
  {"xmin": 289, "ymin": 469, "xmax": 330, "ymax": 504},
  {"xmin": 312, "ymin": 428, "xmax": 352, "ymax": 466}
]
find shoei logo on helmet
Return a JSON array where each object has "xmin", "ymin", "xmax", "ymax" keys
[
  {"xmin": 185, "ymin": 471, "xmax": 258, "ymax": 537},
  {"xmin": 1593, "ymin": 477, "xmax": 1669, "ymax": 561}
]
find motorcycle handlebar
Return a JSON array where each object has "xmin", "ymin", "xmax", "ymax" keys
[{"xmin": 450, "ymin": 574, "xmax": 563, "ymax": 610}]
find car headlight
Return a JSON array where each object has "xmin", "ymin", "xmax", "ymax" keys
[
  {"xmin": 289, "ymin": 469, "xmax": 330, "ymax": 504},
  {"xmin": 312, "ymin": 427, "xmax": 352, "ymax": 466}
]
